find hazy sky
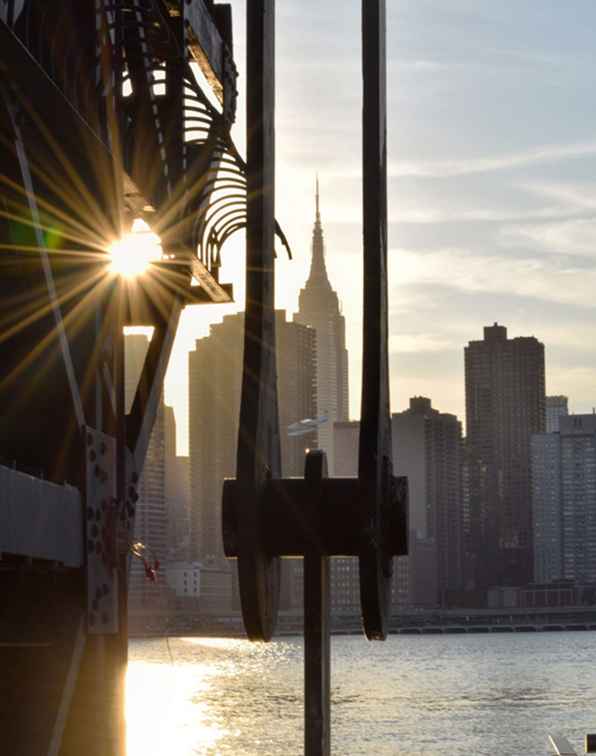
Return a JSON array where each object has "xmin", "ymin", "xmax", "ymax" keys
[{"xmin": 166, "ymin": 1, "xmax": 596, "ymax": 453}]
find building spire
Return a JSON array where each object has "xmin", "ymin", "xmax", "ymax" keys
[{"xmin": 307, "ymin": 176, "xmax": 331, "ymax": 288}]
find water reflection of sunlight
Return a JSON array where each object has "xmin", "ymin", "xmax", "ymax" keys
[
  {"xmin": 181, "ymin": 636, "xmax": 251, "ymax": 652},
  {"xmin": 126, "ymin": 660, "xmax": 226, "ymax": 756}
]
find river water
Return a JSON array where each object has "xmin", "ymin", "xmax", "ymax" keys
[{"xmin": 127, "ymin": 632, "xmax": 596, "ymax": 755}]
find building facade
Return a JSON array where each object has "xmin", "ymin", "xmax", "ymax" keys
[
  {"xmin": 188, "ymin": 310, "xmax": 317, "ymax": 560},
  {"xmin": 392, "ymin": 397, "xmax": 464, "ymax": 606},
  {"xmin": 188, "ymin": 310, "xmax": 317, "ymax": 611},
  {"xmin": 125, "ymin": 333, "xmax": 168, "ymax": 625},
  {"xmin": 532, "ymin": 414, "xmax": 596, "ymax": 585},
  {"xmin": 294, "ymin": 182, "xmax": 349, "ymax": 474},
  {"xmin": 465, "ymin": 323, "xmax": 545, "ymax": 588},
  {"xmin": 325, "ymin": 421, "xmax": 361, "ymax": 613},
  {"xmin": 531, "ymin": 432, "xmax": 563, "ymax": 583},
  {"xmin": 162, "ymin": 402, "xmax": 191, "ymax": 561},
  {"xmin": 546, "ymin": 395, "xmax": 569, "ymax": 433}
]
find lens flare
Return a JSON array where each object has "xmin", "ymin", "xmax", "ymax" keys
[{"xmin": 109, "ymin": 219, "xmax": 162, "ymax": 278}]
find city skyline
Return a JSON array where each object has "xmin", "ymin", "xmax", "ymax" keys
[{"xmin": 162, "ymin": 1, "xmax": 596, "ymax": 453}]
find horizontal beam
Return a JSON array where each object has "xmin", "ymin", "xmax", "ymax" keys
[
  {"xmin": 0, "ymin": 465, "xmax": 83, "ymax": 567},
  {"xmin": 190, "ymin": 257, "xmax": 233, "ymax": 303},
  {"xmin": 223, "ymin": 476, "xmax": 408, "ymax": 558}
]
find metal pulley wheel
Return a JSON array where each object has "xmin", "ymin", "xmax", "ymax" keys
[
  {"xmin": 358, "ymin": 0, "xmax": 395, "ymax": 640},
  {"xmin": 223, "ymin": 0, "xmax": 406, "ymax": 646},
  {"xmin": 228, "ymin": 0, "xmax": 281, "ymax": 641}
]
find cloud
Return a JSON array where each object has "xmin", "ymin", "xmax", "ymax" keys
[
  {"xmin": 389, "ymin": 332, "xmax": 456, "ymax": 354},
  {"xmin": 389, "ymin": 246, "xmax": 596, "ymax": 308},
  {"xmin": 389, "ymin": 141, "xmax": 596, "ymax": 179},
  {"xmin": 520, "ymin": 181, "xmax": 596, "ymax": 211},
  {"xmin": 500, "ymin": 218, "xmax": 596, "ymax": 259},
  {"xmin": 392, "ymin": 205, "xmax": 575, "ymax": 225}
]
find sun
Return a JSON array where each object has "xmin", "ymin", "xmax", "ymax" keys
[{"xmin": 109, "ymin": 218, "xmax": 162, "ymax": 277}]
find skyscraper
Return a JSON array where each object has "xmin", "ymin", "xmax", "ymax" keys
[
  {"xmin": 188, "ymin": 311, "xmax": 318, "ymax": 563},
  {"xmin": 125, "ymin": 333, "xmax": 168, "ymax": 624},
  {"xmin": 546, "ymin": 395, "xmax": 569, "ymax": 433},
  {"xmin": 531, "ymin": 432, "xmax": 563, "ymax": 584},
  {"xmin": 392, "ymin": 397, "xmax": 464, "ymax": 606},
  {"xmin": 294, "ymin": 181, "xmax": 349, "ymax": 474},
  {"xmin": 532, "ymin": 414, "xmax": 596, "ymax": 585},
  {"xmin": 163, "ymin": 405, "xmax": 191, "ymax": 561},
  {"xmin": 465, "ymin": 323, "xmax": 545, "ymax": 588}
]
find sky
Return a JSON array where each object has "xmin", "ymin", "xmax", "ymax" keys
[{"xmin": 165, "ymin": 0, "xmax": 596, "ymax": 454}]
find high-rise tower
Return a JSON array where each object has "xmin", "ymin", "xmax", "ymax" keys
[
  {"xmin": 294, "ymin": 180, "xmax": 349, "ymax": 473},
  {"xmin": 546, "ymin": 395, "xmax": 569, "ymax": 433},
  {"xmin": 124, "ymin": 334, "xmax": 168, "ymax": 627},
  {"xmin": 392, "ymin": 397, "xmax": 464, "ymax": 606},
  {"xmin": 188, "ymin": 311, "xmax": 317, "ymax": 613},
  {"xmin": 188, "ymin": 311, "xmax": 317, "ymax": 562},
  {"xmin": 532, "ymin": 414, "xmax": 596, "ymax": 584},
  {"xmin": 465, "ymin": 323, "xmax": 545, "ymax": 588}
]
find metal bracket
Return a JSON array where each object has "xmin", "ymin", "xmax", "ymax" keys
[{"xmin": 84, "ymin": 428, "xmax": 118, "ymax": 634}]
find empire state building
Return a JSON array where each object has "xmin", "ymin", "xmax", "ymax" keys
[{"xmin": 294, "ymin": 181, "xmax": 349, "ymax": 474}]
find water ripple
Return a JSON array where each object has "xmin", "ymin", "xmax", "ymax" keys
[{"xmin": 127, "ymin": 632, "xmax": 596, "ymax": 755}]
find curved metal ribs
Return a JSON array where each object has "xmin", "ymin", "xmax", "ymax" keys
[
  {"xmin": 8, "ymin": 0, "xmax": 289, "ymax": 277},
  {"xmin": 103, "ymin": 0, "xmax": 290, "ymax": 274}
]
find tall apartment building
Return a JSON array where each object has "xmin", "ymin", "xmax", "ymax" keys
[
  {"xmin": 465, "ymin": 323, "xmax": 545, "ymax": 588},
  {"xmin": 294, "ymin": 182, "xmax": 349, "ymax": 474},
  {"xmin": 531, "ymin": 432, "xmax": 563, "ymax": 584},
  {"xmin": 125, "ymin": 333, "xmax": 168, "ymax": 622},
  {"xmin": 393, "ymin": 397, "xmax": 463, "ymax": 607},
  {"xmin": 163, "ymin": 405, "xmax": 191, "ymax": 560},
  {"xmin": 188, "ymin": 310, "xmax": 317, "ymax": 562},
  {"xmin": 532, "ymin": 414, "xmax": 596, "ymax": 584},
  {"xmin": 546, "ymin": 395, "xmax": 569, "ymax": 433},
  {"xmin": 319, "ymin": 421, "xmax": 361, "ymax": 613}
]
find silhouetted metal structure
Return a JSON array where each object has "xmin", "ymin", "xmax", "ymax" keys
[{"xmin": 0, "ymin": 1, "xmax": 406, "ymax": 754}]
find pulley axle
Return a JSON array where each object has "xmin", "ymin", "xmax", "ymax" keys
[{"xmin": 222, "ymin": 475, "xmax": 407, "ymax": 559}]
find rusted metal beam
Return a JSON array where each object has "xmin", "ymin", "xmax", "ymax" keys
[
  {"xmin": 189, "ymin": 257, "xmax": 234, "ymax": 303},
  {"xmin": 182, "ymin": 0, "xmax": 237, "ymax": 118}
]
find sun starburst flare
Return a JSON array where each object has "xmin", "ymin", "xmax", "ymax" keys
[{"xmin": 108, "ymin": 219, "xmax": 163, "ymax": 278}]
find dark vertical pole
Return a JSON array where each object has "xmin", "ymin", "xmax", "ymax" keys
[
  {"xmin": 359, "ymin": 0, "xmax": 392, "ymax": 639},
  {"xmin": 304, "ymin": 555, "xmax": 330, "ymax": 755},
  {"xmin": 304, "ymin": 450, "xmax": 330, "ymax": 756}
]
